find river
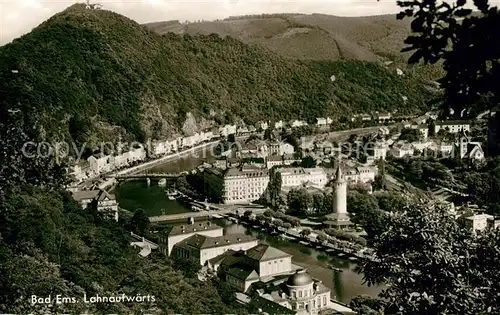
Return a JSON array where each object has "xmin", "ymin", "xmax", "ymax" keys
[{"xmin": 215, "ymin": 218, "xmax": 383, "ymax": 304}]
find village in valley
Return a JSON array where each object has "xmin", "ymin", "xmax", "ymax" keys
[{"xmin": 67, "ymin": 106, "xmax": 499, "ymax": 315}]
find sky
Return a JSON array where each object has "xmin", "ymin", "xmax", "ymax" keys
[{"xmin": 0, "ymin": 0, "xmax": 497, "ymax": 45}]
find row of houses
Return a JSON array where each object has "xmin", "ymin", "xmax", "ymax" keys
[
  {"xmin": 384, "ymin": 133, "xmax": 484, "ymax": 161},
  {"xmin": 404, "ymin": 120, "xmax": 471, "ymax": 139},
  {"xmin": 271, "ymin": 117, "xmax": 333, "ymax": 129}
]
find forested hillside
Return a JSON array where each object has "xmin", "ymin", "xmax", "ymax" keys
[
  {"xmin": 0, "ymin": 4, "xmax": 436, "ymax": 147},
  {"xmin": 0, "ymin": 104, "xmax": 246, "ymax": 314}
]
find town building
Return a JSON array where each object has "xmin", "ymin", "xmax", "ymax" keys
[
  {"xmin": 439, "ymin": 142, "xmax": 454, "ymax": 155},
  {"xmin": 219, "ymin": 124, "xmax": 237, "ymax": 138},
  {"xmin": 374, "ymin": 143, "xmax": 388, "ymax": 161},
  {"xmin": 274, "ymin": 120, "xmax": 284, "ymax": 129},
  {"xmin": 316, "ymin": 117, "xmax": 332, "ymax": 127},
  {"xmin": 456, "ymin": 133, "xmax": 485, "ymax": 161},
  {"xmin": 376, "ymin": 112, "xmax": 391, "ymax": 121},
  {"xmin": 258, "ymin": 121, "xmax": 269, "ymax": 131},
  {"xmin": 71, "ymin": 189, "xmax": 119, "ymax": 221},
  {"xmin": 157, "ymin": 220, "xmax": 224, "ymax": 255},
  {"xmin": 266, "ymin": 155, "xmax": 284, "ymax": 169},
  {"xmin": 237, "ymin": 126, "xmax": 250, "ymax": 135},
  {"xmin": 487, "ymin": 111, "xmax": 500, "ymax": 156},
  {"xmin": 255, "ymin": 269, "xmax": 332, "ymax": 314},
  {"xmin": 411, "ymin": 124, "xmax": 429, "ymax": 139},
  {"xmin": 223, "ymin": 167, "xmax": 270, "ymax": 204},
  {"xmin": 324, "ymin": 165, "xmax": 350, "ymax": 228},
  {"xmin": 269, "ymin": 141, "xmax": 295, "ymax": 156},
  {"xmin": 171, "ymin": 234, "xmax": 258, "ymax": 266},
  {"xmin": 209, "ymin": 244, "xmax": 293, "ymax": 292},
  {"xmin": 278, "ymin": 168, "xmax": 328, "ymax": 189},
  {"xmin": 434, "ymin": 120, "xmax": 470, "ymax": 134},
  {"xmin": 290, "ymin": 120, "xmax": 308, "ymax": 128},
  {"xmin": 391, "ymin": 143, "xmax": 414, "ymax": 158},
  {"xmin": 69, "ymin": 162, "xmax": 89, "ymax": 183},
  {"xmin": 463, "ymin": 214, "xmax": 494, "ymax": 233},
  {"xmin": 128, "ymin": 146, "xmax": 147, "ymax": 163},
  {"xmin": 87, "ymin": 154, "xmax": 113, "ymax": 175},
  {"xmin": 342, "ymin": 166, "xmax": 377, "ymax": 183},
  {"xmin": 360, "ymin": 114, "xmax": 372, "ymax": 121}
]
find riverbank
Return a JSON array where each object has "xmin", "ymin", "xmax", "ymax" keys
[{"xmin": 87, "ymin": 140, "xmax": 220, "ymax": 190}]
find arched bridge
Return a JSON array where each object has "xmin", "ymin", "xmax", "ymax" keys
[{"xmin": 110, "ymin": 173, "xmax": 184, "ymax": 180}]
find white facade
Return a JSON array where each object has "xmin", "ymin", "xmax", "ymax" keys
[
  {"xmin": 465, "ymin": 214, "xmax": 494, "ymax": 233},
  {"xmin": 374, "ymin": 144, "xmax": 388, "ymax": 160},
  {"xmin": 435, "ymin": 121, "xmax": 470, "ymax": 134},
  {"xmin": 278, "ymin": 167, "xmax": 328, "ymax": 189},
  {"xmin": 316, "ymin": 117, "xmax": 333, "ymax": 126},
  {"xmin": 291, "ymin": 120, "xmax": 308, "ymax": 128},
  {"xmin": 129, "ymin": 147, "xmax": 147, "ymax": 163},
  {"xmin": 274, "ymin": 120, "xmax": 284, "ymax": 129},
  {"xmin": 259, "ymin": 121, "xmax": 269, "ymax": 130},
  {"xmin": 269, "ymin": 142, "xmax": 295, "ymax": 156},
  {"xmin": 160, "ymin": 222, "xmax": 224, "ymax": 255},
  {"xmin": 219, "ymin": 125, "xmax": 237, "ymax": 138},
  {"xmin": 223, "ymin": 168, "xmax": 270, "ymax": 204},
  {"xmin": 391, "ymin": 144, "xmax": 414, "ymax": 158},
  {"xmin": 88, "ymin": 155, "xmax": 113, "ymax": 175},
  {"xmin": 333, "ymin": 168, "xmax": 347, "ymax": 216},
  {"xmin": 237, "ymin": 126, "xmax": 250, "ymax": 134},
  {"xmin": 440, "ymin": 143, "xmax": 454, "ymax": 155}
]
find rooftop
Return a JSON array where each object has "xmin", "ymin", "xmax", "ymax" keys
[
  {"xmin": 72, "ymin": 190, "xmax": 100, "ymax": 201},
  {"xmin": 226, "ymin": 267, "xmax": 260, "ymax": 281},
  {"xmin": 245, "ymin": 244, "xmax": 291, "ymax": 262},
  {"xmin": 436, "ymin": 120, "xmax": 470, "ymax": 126}
]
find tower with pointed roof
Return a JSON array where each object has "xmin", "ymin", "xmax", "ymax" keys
[
  {"xmin": 333, "ymin": 164, "xmax": 347, "ymax": 216},
  {"xmin": 324, "ymin": 159, "xmax": 350, "ymax": 228}
]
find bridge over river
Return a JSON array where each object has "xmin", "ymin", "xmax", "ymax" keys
[{"xmin": 110, "ymin": 173, "xmax": 184, "ymax": 181}]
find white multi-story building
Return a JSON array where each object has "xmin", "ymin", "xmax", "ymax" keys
[
  {"xmin": 278, "ymin": 167, "xmax": 328, "ymax": 189},
  {"xmin": 439, "ymin": 142, "xmax": 454, "ymax": 155},
  {"xmin": 434, "ymin": 120, "xmax": 470, "ymax": 134},
  {"xmin": 391, "ymin": 143, "xmax": 414, "ymax": 158},
  {"xmin": 223, "ymin": 167, "xmax": 270, "ymax": 204},
  {"xmin": 290, "ymin": 120, "xmax": 308, "ymax": 128},
  {"xmin": 158, "ymin": 220, "xmax": 224, "ymax": 256},
  {"xmin": 339, "ymin": 166, "xmax": 377, "ymax": 183},
  {"xmin": 269, "ymin": 141, "xmax": 295, "ymax": 156},
  {"xmin": 219, "ymin": 125, "xmax": 237, "ymax": 138},
  {"xmin": 172, "ymin": 234, "xmax": 258, "ymax": 266},
  {"xmin": 374, "ymin": 143, "xmax": 388, "ymax": 160},
  {"xmin": 71, "ymin": 189, "xmax": 119, "ymax": 221},
  {"xmin": 88, "ymin": 154, "xmax": 113, "ymax": 175},
  {"xmin": 258, "ymin": 121, "xmax": 269, "ymax": 131},
  {"xmin": 274, "ymin": 120, "xmax": 284, "ymax": 129}
]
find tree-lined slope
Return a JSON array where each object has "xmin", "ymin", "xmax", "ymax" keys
[{"xmin": 0, "ymin": 5, "xmax": 435, "ymax": 147}]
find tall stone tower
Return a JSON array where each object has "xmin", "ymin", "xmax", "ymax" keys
[{"xmin": 333, "ymin": 165, "xmax": 347, "ymax": 216}]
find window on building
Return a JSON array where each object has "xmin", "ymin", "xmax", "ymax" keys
[
  {"xmin": 298, "ymin": 291, "xmax": 302, "ymax": 298},
  {"xmin": 323, "ymin": 296, "xmax": 326, "ymax": 305}
]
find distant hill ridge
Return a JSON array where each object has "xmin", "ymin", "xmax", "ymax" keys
[{"xmin": 0, "ymin": 4, "xmax": 436, "ymax": 148}]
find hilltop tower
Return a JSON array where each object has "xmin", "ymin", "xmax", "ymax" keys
[{"xmin": 324, "ymin": 162, "xmax": 350, "ymax": 229}]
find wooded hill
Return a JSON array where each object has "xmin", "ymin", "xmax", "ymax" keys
[{"xmin": 0, "ymin": 4, "xmax": 436, "ymax": 147}]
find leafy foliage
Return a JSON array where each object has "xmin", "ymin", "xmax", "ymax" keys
[
  {"xmin": 360, "ymin": 202, "xmax": 500, "ymax": 314},
  {"xmin": 397, "ymin": 0, "xmax": 500, "ymax": 115}
]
